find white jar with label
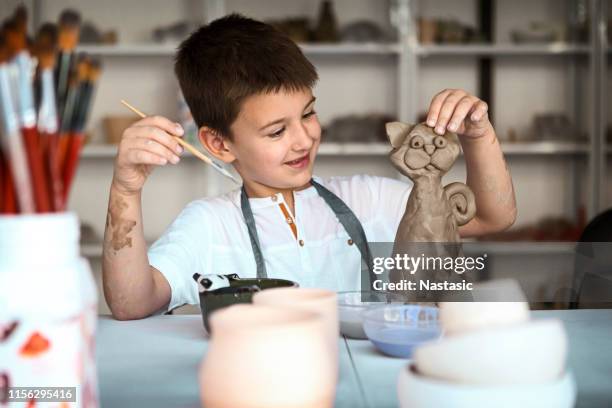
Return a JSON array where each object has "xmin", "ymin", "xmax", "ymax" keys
[{"xmin": 0, "ymin": 212, "xmax": 98, "ymax": 407}]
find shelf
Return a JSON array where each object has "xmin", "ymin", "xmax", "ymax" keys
[
  {"xmin": 300, "ymin": 43, "xmax": 401, "ymax": 55},
  {"xmin": 81, "ymin": 141, "xmax": 597, "ymax": 159},
  {"xmin": 78, "ymin": 44, "xmax": 179, "ymax": 56},
  {"xmin": 78, "ymin": 43, "xmax": 590, "ymax": 58},
  {"xmin": 416, "ymin": 43, "xmax": 589, "ymax": 57},
  {"xmin": 498, "ymin": 141, "xmax": 589, "ymax": 155},
  {"xmin": 318, "ymin": 143, "xmax": 391, "ymax": 155},
  {"xmin": 80, "ymin": 143, "xmax": 392, "ymax": 158},
  {"xmin": 77, "ymin": 43, "xmax": 401, "ymax": 57}
]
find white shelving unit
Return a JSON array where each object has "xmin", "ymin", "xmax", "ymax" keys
[
  {"xmin": 416, "ymin": 43, "xmax": 590, "ymax": 57},
  {"xmin": 24, "ymin": 0, "xmax": 609, "ymax": 264},
  {"xmin": 79, "ymin": 42, "xmax": 403, "ymax": 57},
  {"xmin": 80, "ymin": 140, "xmax": 602, "ymax": 159}
]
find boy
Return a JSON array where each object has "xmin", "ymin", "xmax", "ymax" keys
[{"xmin": 102, "ymin": 14, "xmax": 516, "ymax": 320}]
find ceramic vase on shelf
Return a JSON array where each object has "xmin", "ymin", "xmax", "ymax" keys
[
  {"xmin": 0, "ymin": 212, "xmax": 99, "ymax": 408},
  {"xmin": 200, "ymin": 304, "xmax": 336, "ymax": 408}
]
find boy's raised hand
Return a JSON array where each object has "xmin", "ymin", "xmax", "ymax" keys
[
  {"xmin": 426, "ymin": 89, "xmax": 493, "ymax": 140},
  {"xmin": 112, "ymin": 115, "xmax": 185, "ymax": 195}
]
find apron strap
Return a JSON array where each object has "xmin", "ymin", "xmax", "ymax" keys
[{"xmin": 241, "ymin": 185, "xmax": 268, "ymax": 278}]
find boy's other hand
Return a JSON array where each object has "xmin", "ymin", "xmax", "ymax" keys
[
  {"xmin": 425, "ymin": 89, "xmax": 493, "ymax": 140},
  {"xmin": 112, "ymin": 115, "xmax": 185, "ymax": 195}
]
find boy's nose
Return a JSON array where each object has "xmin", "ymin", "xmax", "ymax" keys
[
  {"xmin": 425, "ymin": 145, "xmax": 436, "ymax": 155},
  {"xmin": 293, "ymin": 124, "xmax": 315, "ymax": 150}
]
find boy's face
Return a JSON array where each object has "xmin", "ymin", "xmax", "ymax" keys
[{"xmin": 226, "ymin": 87, "xmax": 321, "ymax": 195}]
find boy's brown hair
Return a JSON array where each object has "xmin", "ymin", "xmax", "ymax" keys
[{"xmin": 174, "ymin": 14, "xmax": 318, "ymax": 138}]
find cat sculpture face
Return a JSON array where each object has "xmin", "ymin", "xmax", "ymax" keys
[{"xmin": 386, "ymin": 122, "xmax": 461, "ymax": 179}]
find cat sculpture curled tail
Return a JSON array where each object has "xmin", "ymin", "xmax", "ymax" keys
[{"xmin": 386, "ymin": 121, "xmax": 477, "ymax": 300}]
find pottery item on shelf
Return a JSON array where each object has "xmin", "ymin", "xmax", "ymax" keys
[
  {"xmin": 362, "ymin": 304, "xmax": 440, "ymax": 358},
  {"xmin": 418, "ymin": 18, "xmax": 438, "ymax": 44},
  {"xmin": 397, "ymin": 363, "xmax": 576, "ymax": 408},
  {"xmin": 413, "ymin": 319, "xmax": 567, "ymax": 385},
  {"xmin": 532, "ymin": 113, "xmax": 575, "ymax": 140},
  {"xmin": 152, "ymin": 20, "xmax": 199, "ymax": 43},
  {"xmin": 200, "ymin": 304, "xmax": 336, "ymax": 408},
  {"xmin": 340, "ymin": 21, "xmax": 389, "ymax": 43},
  {"xmin": 510, "ymin": 22, "xmax": 564, "ymax": 44},
  {"xmin": 439, "ymin": 279, "xmax": 530, "ymax": 335},
  {"xmin": 266, "ymin": 18, "xmax": 311, "ymax": 43},
  {"xmin": 103, "ymin": 115, "xmax": 137, "ymax": 144},
  {"xmin": 80, "ymin": 21, "xmax": 117, "ymax": 44},
  {"xmin": 324, "ymin": 114, "xmax": 395, "ymax": 143},
  {"xmin": 337, "ymin": 291, "xmax": 403, "ymax": 339},
  {"xmin": 313, "ymin": 0, "xmax": 339, "ymax": 42}
]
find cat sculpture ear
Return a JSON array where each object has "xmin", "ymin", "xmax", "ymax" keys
[{"xmin": 386, "ymin": 122, "xmax": 416, "ymax": 149}]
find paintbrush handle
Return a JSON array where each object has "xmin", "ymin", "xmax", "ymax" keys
[
  {"xmin": 5, "ymin": 130, "xmax": 35, "ymax": 213},
  {"xmin": 174, "ymin": 137, "xmax": 212, "ymax": 164},
  {"xmin": 42, "ymin": 132, "xmax": 65, "ymax": 211},
  {"xmin": 22, "ymin": 127, "xmax": 52, "ymax": 212},
  {"xmin": 62, "ymin": 132, "xmax": 85, "ymax": 203}
]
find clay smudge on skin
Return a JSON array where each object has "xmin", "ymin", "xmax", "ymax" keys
[{"xmin": 107, "ymin": 195, "xmax": 137, "ymax": 252}]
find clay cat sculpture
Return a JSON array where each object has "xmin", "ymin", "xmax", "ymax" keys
[{"xmin": 386, "ymin": 122, "xmax": 477, "ymax": 295}]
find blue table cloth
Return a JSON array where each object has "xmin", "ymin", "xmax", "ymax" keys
[{"xmin": 97, "ymin": 309, "xmax": 612, "ymax": 407}]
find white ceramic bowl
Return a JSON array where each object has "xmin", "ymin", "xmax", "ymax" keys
[
  {"xmin": 362, "ymin": 304, "xmax": 441, "ymax": 358},
  {"xmin": 413, "ymin": 319, "xmax": 567, "ymax": 385},
  {"xmin": 337, "ymin": 291, "xmax": 403, "ymax": 339},
  {"xmin": 439, "ymin": 279, "xmax": 530, "ymax": 335},
  {"xmin": 397, "ymin": 363, "xmax": 576, "ymax": 408}
]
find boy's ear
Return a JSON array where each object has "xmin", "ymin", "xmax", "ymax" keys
[
  {"xmin": 385, "ymin": 121, "xmax": 415, "ymax": 148},
  {"xmin": 198, "ymin": 126, "xmax": 235, "ymax": 163}
]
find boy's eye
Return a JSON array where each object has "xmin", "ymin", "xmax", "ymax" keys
[
  {"xmin": 270, "ymin": 127, "xmax": 285, "ymax": 137},
  {"xmin": 303, "ymin": 110, "xmax": 317, "ymax": 119}
]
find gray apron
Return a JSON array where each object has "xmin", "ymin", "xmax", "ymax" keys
[{"xmin": 240, "ymin": 179, "xmax": 376, "ymax": 288}]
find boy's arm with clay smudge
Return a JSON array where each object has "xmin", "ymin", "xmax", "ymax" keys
[
  {"xmin": 425, "ymin": 89, "xmax": 517, "ymax": 238},
  {"xmin": 102, "ymin": 115, "xmax": 185, "ymax": 320}
]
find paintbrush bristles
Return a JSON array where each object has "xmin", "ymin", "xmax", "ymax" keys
[
  {"xmin": 58, "ymin": 9, "xmax": 80, "ymax": 27},
  {"xmin": 88, "ymin": 59, "xmax": 102, "ymax": 82},
  {"xmin": 57, "ymin": 10, "xmax": 81, "ymax": 51},
  {"xmin": 0, "ymin": 33, "xmax": 8, "ymax": 64},
  {"xmin": 13, "ymin": 6, "xmax": 28, "ymax": 32},
  {"xmin": 34, "ymin": 23, "xmax": 57, "ymax": 70},
  {"xmin": 76, "ymin": 55, "xmax": 89, "ymax": 81},
  {"xmin": 4, "ymin": 20, "xmax": 27, "ymax": 56}
]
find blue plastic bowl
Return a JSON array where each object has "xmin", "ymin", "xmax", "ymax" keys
[{"xmin": 362, "ymin": 304, "xmax": 441, "ymax": 358}]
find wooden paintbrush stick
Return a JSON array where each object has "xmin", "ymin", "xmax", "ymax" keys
[{"xmin": 120, "ymin": 100, "xmax": 239, "ymax": 184}]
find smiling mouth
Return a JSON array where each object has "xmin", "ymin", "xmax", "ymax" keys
[{"xmin": 285, "ymin": 153, "xmax": 310, "ymax": 167}]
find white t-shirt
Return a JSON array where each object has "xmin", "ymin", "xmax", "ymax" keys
[{"xmin": 148, "ymin": 174, "xmax": 412, "ymax": 311}]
